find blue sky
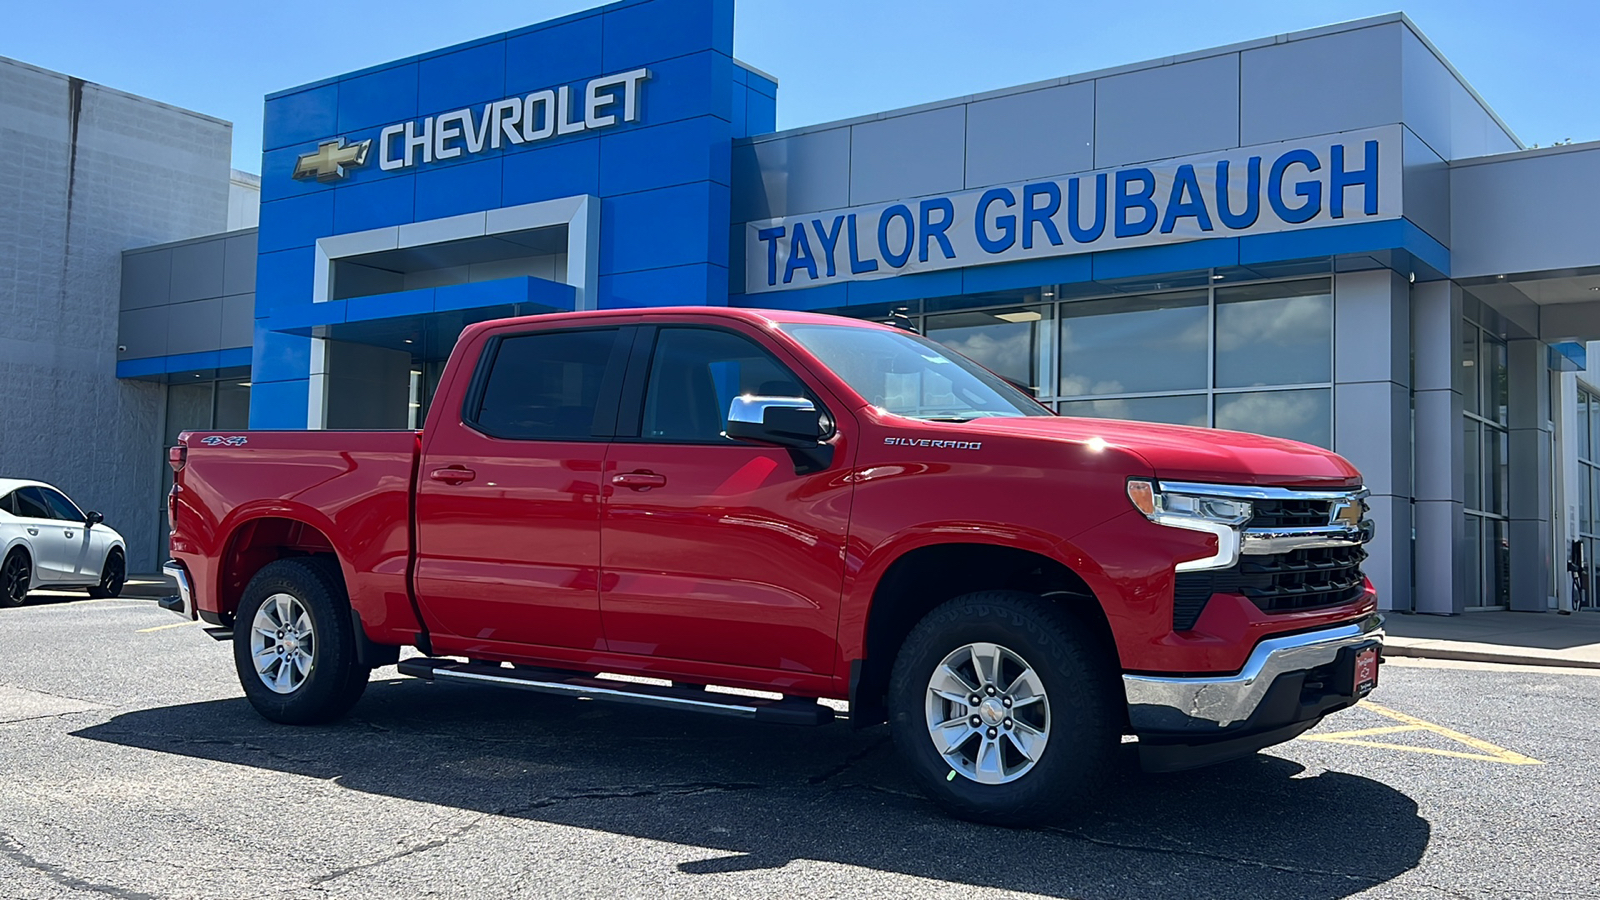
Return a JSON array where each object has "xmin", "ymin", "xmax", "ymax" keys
[{"xmin": 2, "ymin": 0, "xmax": 1593, "ymax": 173}]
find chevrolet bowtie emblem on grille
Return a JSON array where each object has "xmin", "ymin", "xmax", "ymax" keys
[
  {"xmin": 292, "ymin": 138, "xmax": 371, "ymax": 182},
  {"xmin": 1330, "ymin": 498, "xmax": 1364, "ymax": 529}
]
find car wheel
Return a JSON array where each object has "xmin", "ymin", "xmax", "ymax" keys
[
  {"xmin": 87, "ymin": 549, "xmax": 125, "ymax": 599},
  {"xmin": 233, "ymin": 557, "xmax": 370, "ymax": 725},
  {"xmin": 887, "ymin": 590, "xmax": 1120, "ymax": 827},
  {"xmin": 0, "ymin": 550, "xmax": 30, "ymax": 608}
]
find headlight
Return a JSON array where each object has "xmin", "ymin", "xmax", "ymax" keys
[
  {"xmin": 1126, "ymin": 479, "xmax": 1253, "ymax": 526},
  {"xmin": 1126, "ymin": 479, "xmax": 1251, "ymax": 571}
]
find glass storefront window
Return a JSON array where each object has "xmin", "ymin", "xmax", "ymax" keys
[
  {"xmin": 1486, "ymin": 518, "xmax": 1510, "ymax": 607},
  {"xmin": 1058, "ymin": 394, "xmax": 1208, "ymax": 427},
  {"xmin": 1214, "ymin": 281, "xmax": 1332, "ymax": 388},
  {"xmin": 1463, "ymin": 418, "xmax": 1482, "ymax": 511},
  {"xmin": 1484, "ymin": 337, "xmax": 1509, "ymax": 425},
  {"xmin": 1214, "ymin": 388, "xmax": 1332, "ymax": 447},
  {"xmin": 925, "ymin": 306, "xmax": 1053, "ymax": 396},
  {"xmin": 1059, "ymin": 291, "xmax": 1208, "ymax": 396},
  {"xmin": 1458, "ymin": 326, "xmax": 1480, "ymax": 416}
]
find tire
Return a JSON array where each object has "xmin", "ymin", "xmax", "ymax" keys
[
  {"xmin": 887, "ymin": 590, "xmax": 1120, "ymax": 827},
  {"xmin": 233, "ymin": 557, "xmax": 369, "ymax": 725},
  {"xmin": 87, "ymin": 549, "xmax": 125, "ymax": 599},
  {"xmin": 1, "ymin": 550, "xmax": 30, "ymax": 608}
]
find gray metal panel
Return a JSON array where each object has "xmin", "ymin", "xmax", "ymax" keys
[
  {"xmin": 222, "ymin": 232, "xmax": 258, "ymax": 296},
  {"xmin": 1451, "ymin": 147, "xmax": 1600, "ymax": 279},
  {"xmin": 1401, "ymin": 127, "xmax": 1448, "ymax": 249},
  {"xmin": 1240, "ymin": 24, "xmax": 1403, "ymax": 146},
  {"xmin": 1334, "ymin": 269, "xmax": 1410, "ymax": 388},
  {"xmin": 1093, "ymin": 54, "xmax": 1240, "ymax": 168},
  {"xmin": 731, "ymin": 128, "xmax": 852, "ymax": 223},
  {"xmin": 849, "ymin": 106, "xmax": 966, "ymax": 206},
  {"xmin": 169, "ymin": 238, "xmax": 227, "ymax": 304},
  {"xmin": 120, "ymin": 249, "xmax": 172, "ymax": 310},
  {"xmin": 117, "ymin": 306, "xmax": 169, "ymax": 360},
  {"xmin": 164, "ymin": 298, "xmax": 223, "ymax": 355},
  {"xmin": 1333, "ymin": 380, "xmax": 1409, "ymax": 497},
  {"xmin": 220, "ymin": 293, "xmax": 255, "ymax": 348},
  {"xmin": 964, "ymin": 82, "xmax": 1094, "ymax": 187}
]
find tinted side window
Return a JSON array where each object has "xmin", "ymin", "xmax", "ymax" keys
[
  {"xmin": 14, "ymin": 488, "xmax": 52, "ymax": 519},
  {"xmin": 473, "ymin": 329, "xmax": 619, "ymax": 440},
  {"xmin": 640, "ymin": 328, "xmax": 807, "ymax": 443},
  {"xmin": 0, "ymin": 492, "xmax": 15, "ymax": 516},
  {"xmin": 37, "ymin": 488, "xmax": 83, "ymax": 521}
]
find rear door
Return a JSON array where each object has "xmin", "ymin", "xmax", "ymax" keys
[
  {"xmin": 413, "ymin": 324, "xmax": 632, "ymax": 653},
  {"xmin": 13, "ymin": 487, "xmax": 74, "ymax": 583},
  {"xmin": 598, "ymin": 323, "xmax": 855, "ymax": 676}
]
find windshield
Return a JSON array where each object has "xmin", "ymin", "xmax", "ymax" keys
[{"xmin": 780, "ymin": 323, "xmax": 1051, "ymax": 421}]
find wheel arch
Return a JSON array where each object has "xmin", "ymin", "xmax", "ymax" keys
[
  {"xmin": 2, "ymin": 538, "xmax": 34, "ymax": 588},
  {"xmin": 849, "ymin": 539, "xmax": 1120, "ymax": 729},
  {"xmin": 211, "ymin": 512, "xmax": 343, "ymax": 625}
]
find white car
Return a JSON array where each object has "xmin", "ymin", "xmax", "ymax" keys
[{"xmin": 0, "ymin": 478, "xmax": 127, "ymax": 607}]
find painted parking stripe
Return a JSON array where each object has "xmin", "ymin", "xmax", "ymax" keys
[
  {"xmin": 1300, "ymin": 700, "xmax": 1542, "ymax": 765},
  {"xmin": 136, "ymin": 621, "xmax": 194, "ymax": 634}
]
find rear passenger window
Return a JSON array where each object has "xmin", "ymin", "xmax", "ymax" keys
[
  {"xmin": 473, "ymin": 329, "xmax": 620, "ymax": 440},
  {"xmin": 0, "ymin": 492, "xmax": 15, "ymax": 516},
  {"xmin": 13, "ymin": 488, "xmax": 51, "ymax": 519}
]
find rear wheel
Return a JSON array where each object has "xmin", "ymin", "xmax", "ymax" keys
[
  {"xmin": 1, "ymin": 551, "xmax": 30, "ymax": 608},
  {"xmin": 87, "ymin": 549, "xmax": 125, "ymax": 599},
  {"xmin": 233, "ymin": 558, "xmax": 369, "ymax": 725},
  {"xmin": 888, "ymin": 590, "xmax": 1119, "ymax": 826}
]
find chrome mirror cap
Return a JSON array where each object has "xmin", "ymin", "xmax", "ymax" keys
[{"xmin": 728, "ymin": 395, "xmax": 815, "ymax": 425}]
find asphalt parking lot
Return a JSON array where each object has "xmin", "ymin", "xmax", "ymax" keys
[{"xmin": 3, "ymin": 593, "xmax": 1598, "ymax": 900}]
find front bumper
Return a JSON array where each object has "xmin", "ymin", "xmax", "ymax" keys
[{"xmin": 1124, "ymin": 614, "xmax": 1383, "ymax": 770}]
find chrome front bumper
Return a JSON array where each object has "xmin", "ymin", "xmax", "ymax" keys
[
  {"xmin": 1123, "ymin": 614, "xmax": 1383, "ymax": 734},
  {"xmin": 160, "ymin": 559, "xmax": 193, "ymax": 619}
]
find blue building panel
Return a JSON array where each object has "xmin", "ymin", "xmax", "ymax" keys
[
  {"xmin": 600, "ymin": 116, "xmax": 730, "ymax": 195},
  {"xmin": 1091, "ymin": 238, "xmax": 1240, "ymax": 282},
  {"xmin": 500, "ymin": 138, "xmax": 603, "ymax": 207},
  {"xmin": 347, "ymin": 288, "xmax": 436, "ymax": 323},
  {"xmin": 263, "ymin": 84, "xmax": 339, "ymax": 153},
  {"xmin": 637, "ymin": 51, "xmax": 734, "ymax": 125},
  {"xmin": 331, "ymin": 177, "xmax": 416, "ymax": 234},
  {"xmin": 847, "ymin": 269, "xmax": 964, "ymax": 306},
  {"xmin": 600, "ymin": 181, "xmax": 727, "ymax": 273},
  {"xmin": 418, "ymin": 40, "xmax": 508, "ymax": 114},
  {"xmin": 248, "ymin": 380, "xmax": 310, "ymax": 429},
  {"xmin": 746, "ymin": 88, "xmax": 776, "ymax": 135},
  {"xmin": 251, "ymin": 327, "xmax": 313, "ymax": 382},
  {"xmin": 254, "ymin": 247, "xmax": 316, "ymax": 316},
  {"xmin": 599, "ymin": 262, "xmax": 728, "ymax": 308},
  {"xmin": 505, "ymin": 15, "xmax": 604, "ymax": 94},
  {"xmin": 601, "ymin": 0, "xmax": 733, "ymax": 68},
  {"xmin": 337, "ymin": 63, "xmax": 420, "ymax": 134},
  {"xmin": 413, "ymin": 157, "xmax": 506, "ymax": 221},
  {"xmin": 256, "ymin": 192, "xmax": 334, "ymax": 254}
]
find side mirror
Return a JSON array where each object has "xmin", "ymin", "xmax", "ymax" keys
[
  {"xmin": 726, "ymin": 396, "xmax": 834, "ymax": 474},
  {"xmin": 85, "ymin": 511, "xmax": 104, "ymax": 527},
  {"xmin": 726, "ymin": 396, "xmax": 824, "ymax": 448}
]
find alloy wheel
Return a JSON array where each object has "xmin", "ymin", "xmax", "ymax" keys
[
  {"xmin": 924, "ymin": 641, "xmax": 1051, "ymax": 785},
  {"xmin": 3, "ymin": 555, "xmax": 27, "ymax": 604},
  {"xmin": 250, "ymin": 592, "xmax": 315, "ymax": 694}
]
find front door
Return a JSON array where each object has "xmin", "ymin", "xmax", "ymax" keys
[
  {"xmin": 33, "ymin": 486, "xmax": 97, "ymax": 582},
  {"xmin": 414, "ymin": 325, "xmax": 630, "ymax": 654},
  {"xmin": 599, "ymin": 324, "xmax": 855, "ymax": 676},
  {"xmin": 13, "ymin": 487, "xmax": 75, "ymax": 583}
]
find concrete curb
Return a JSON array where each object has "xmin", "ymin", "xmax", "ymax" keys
[{"xmin": 1383, "ymin": 643, "xmax": 1600, "ymax": 671}]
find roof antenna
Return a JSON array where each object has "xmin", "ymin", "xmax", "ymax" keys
[{"xmin": 885, "ymin": 309, "xmax": 919, "ymax": 334}]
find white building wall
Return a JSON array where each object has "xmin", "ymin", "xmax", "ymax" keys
[
  {"xmin": 227, "ymin": 169, "xmax": 260, "ymax": 230},
  {"xmin": 0, "ymin": 55, "xmax": 233, "ymax": 571}
]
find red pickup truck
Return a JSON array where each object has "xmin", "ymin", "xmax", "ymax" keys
[{"xmin": 162, "ymin": 307, "xmax": 1380, "ymax": 825}]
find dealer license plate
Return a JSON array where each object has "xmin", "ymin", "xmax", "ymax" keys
[{"xmin": 1353, "ymin": 646, "xmax": 1379, "ymax": 696}]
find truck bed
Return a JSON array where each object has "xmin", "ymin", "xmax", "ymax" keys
[{"xmin": 171, "ymin": 430, "xmax": 422, "ymax": 644}]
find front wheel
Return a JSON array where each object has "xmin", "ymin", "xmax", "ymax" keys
[
  {"xmin": 888, "ymin": 591, "xmax": 1120, "ymax": 826},
  {"xmin": 233, "ymin": 558, "xmax": 369, "ymax": 725},
  {"xmin": 87, "ymin": 549, "xmax": 125, "ymax": 599}
]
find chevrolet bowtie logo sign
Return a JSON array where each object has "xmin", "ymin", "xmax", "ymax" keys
[
  {"xmin": 293, "ymin": 138, "xmax": 371, "ymax": 182},
  {"xmin": 1330, "ymin": 499, "xmax": 1365, "ymax": 530}
]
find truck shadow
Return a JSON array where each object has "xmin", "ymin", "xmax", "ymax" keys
[{"xmin": 72, "ymin": 677, "xmax": 1429, "ymax": 899}]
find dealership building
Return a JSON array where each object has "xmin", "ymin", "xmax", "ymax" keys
[{"xmin": 9, "ymin": 0, "xmax": 1600, "ymax": 617}]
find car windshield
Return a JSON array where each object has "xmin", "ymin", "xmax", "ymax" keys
[{"xmin": 779, "ymin": 323, "xmax": 1051, "ymax": 421}]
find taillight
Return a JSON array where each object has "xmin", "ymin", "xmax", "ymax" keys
[
  {"xmin": 168, "ymin": 484, "xmax": 180, "ymax": 533},
  {"xmin": 168, "ymin": 445, "xmax": 186, "ymax": 472}
]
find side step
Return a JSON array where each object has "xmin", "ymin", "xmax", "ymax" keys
[{"xmin": 397, "ymin": 657, "xmax": 836, "ymax": 726}]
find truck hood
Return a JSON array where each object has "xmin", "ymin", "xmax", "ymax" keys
[{"xmin": 969, "ymin": 415, "xmax": 1362, "ymax": 488}]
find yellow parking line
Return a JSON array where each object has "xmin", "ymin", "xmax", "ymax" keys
[
  {"xmin": 1299, "ymin": 700, "xmax": 1542, "ymax": 765},
  {"xmin": 136, "ymin": 621, "xmax": 194, "ymax": 634}
]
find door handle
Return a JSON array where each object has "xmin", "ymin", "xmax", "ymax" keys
[
  {"xmin": 428, "ymin": 466, "xmax": 477, "ymax": 485},
  {"xmin": 26, "ymin": 528, "xmax": 38, "ymax": 536},
  {"xmin": 612, "ymin": 471, "xmax": 667, "ymax": 490},
  {"xmin": 64, "ymin": 531, "xmax": 74, "ymax": 539}
]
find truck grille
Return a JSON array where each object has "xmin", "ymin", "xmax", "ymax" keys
[
  {"xmin": 1247, "ymin": 498, "xmax": 1334, "ymax": 529},
  {"xmin": 1172, "ymin": 545, "xmax": 1367, "ymax": 629}
]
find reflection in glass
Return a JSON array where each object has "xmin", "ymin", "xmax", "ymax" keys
[
  {"xmin": 1484, "ymin": 336, "xmax": 1509, "ymax": 425},
  {"xmin": 926, "ymin": 307, "xmax": 1051, "ymax": 395},
  {"xmin": 1580, "ymin": 392, "xmax": 1592, "ymax": 462},
  {"xmin": 1458, "ymin": 326, "xmax": 1480, "ymax": 416},
  {"xmin": 1059, "ymin": 291, "xmax": 1207, "ymax": 396},
  {"xmin": 1213, "ymin": 389, "xmax": 1332, "ymax": 448},
  {"xmin": 1581, "ymin": 466, "xmax": 1591, "ymax": 535},
  {"xmin": 1463, "ymin": 419, "xmax": 1482, "ymax": 511},
  {"xmin": 1058, "ymin": 395, "xmax": 1208, "ymax": 427},
  {"xmin": 1484, "ymin": 426, "xmax": 1507, "ymax": 516},
  {"xmin": 1487, "ymin": 518, "xmax": 1510, "ymax": 607},
  {"xmin": 1590, "ymin": 395, "xmax": 1600, "ymax": 462},
  {"xmin": 1214, "ymin": 281, "xmax": 1331, "ymax": 387},
  {"xmin": 1463, "ymin": 515, "xmax": 1482, "ymax": 607}
]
